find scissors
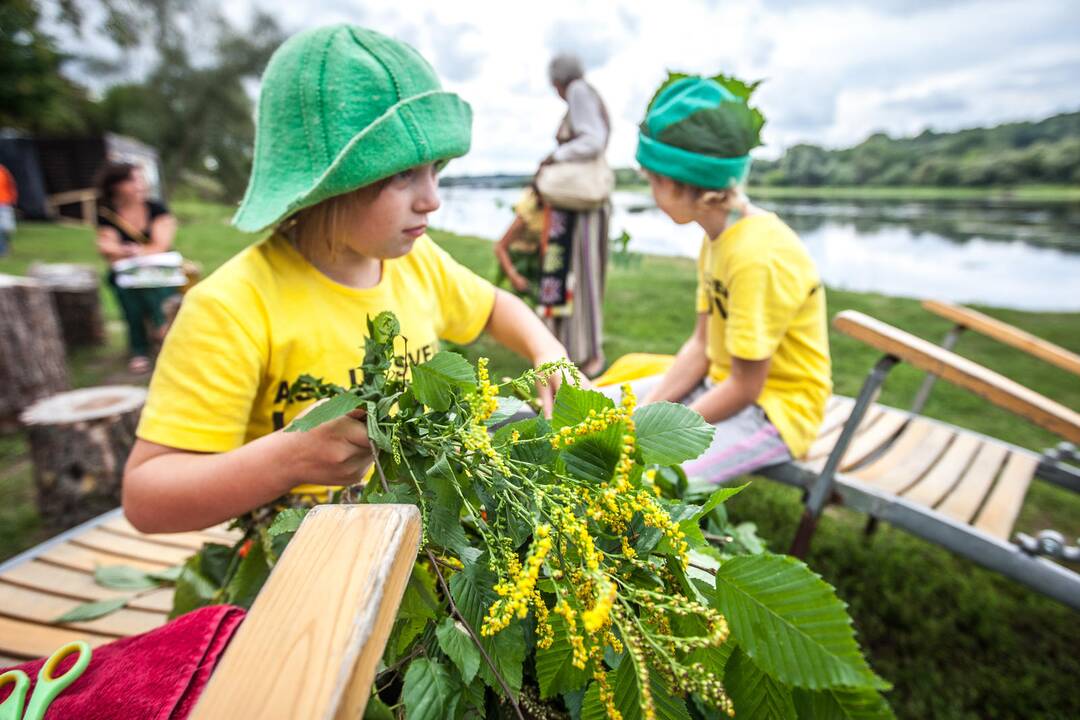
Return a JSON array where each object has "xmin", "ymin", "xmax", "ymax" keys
[{"xmin": 0, "ymin": 642, "xmax": 92, "ymax": 720}]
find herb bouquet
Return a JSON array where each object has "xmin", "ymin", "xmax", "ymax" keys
[{"xmin": 155, "ymin": 312, "xmax": 892, "ymax": 720}]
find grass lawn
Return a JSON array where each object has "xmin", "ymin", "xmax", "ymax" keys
[{"xmin": 1, "ymin": 201, "xmax": 1078, "ymax": 718}]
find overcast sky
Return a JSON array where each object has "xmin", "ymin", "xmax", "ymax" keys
[{"xmin": 54, "ymin": 0, "xmax": 1080, "ymax": 174}]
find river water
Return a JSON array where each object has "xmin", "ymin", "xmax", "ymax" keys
[{"xmin": 430, "ymin": 187, "xmax": 1080, "ymax": 312}]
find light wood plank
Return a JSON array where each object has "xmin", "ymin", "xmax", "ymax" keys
[
  {"xmin": 1, "ymin": 560, "xmax": 174, "ymax": 612},
  {"xmin": 923, "ymin": 300, "xmax": 1080, "ymax": 377},
  {"xmin": 0, "ymin": 581, "xmax": 165, "ymax": 637},
  {"xmin": 806, "ymin": 405, "xmax": 885, "ymax": 461},
  {"xmin": 834, "ymin": 310, "xmax": 1080, "ymax": 443},
  {"xmin": 836, "ymin": 410, "xmax": 909, "ymax": 471},
  {"xmin": 39, "ymin": 543, "xmax": 172, "ymax": 573},
  {"xmin": 903, "ymin": 433, "xmax": 982, "ymax": 508},
  {"xmin": 0, "ymin": 616, "xmax": 112, "ymax": 659},
  {"xmin": 974, "ymin": 452, "xmax": 1040, "ymax": 540},
  {"xmin": 853, "ymin": 420, "xmax": 954, "ymax": 495},
  {"xmin": 191, "ymin": 504, "xmax": 421, "ymax": 720},
  {"xmin": 103, "ymin": 516, "xmax": 240, "ymax": 548},
  {"xmin": 938, "ymin": 442, "xmax": 1010, "ymax": 524},
  {"xmin": 818, "ymin": 396, "xmax": 856, "ymax": 436},
  {"xmin": 100, "ymin": 519, "xmax": 218, "ymax": 551},
  {"xmin": 71, "ymin": 529, "xmax": 193, "ymax": 566}
]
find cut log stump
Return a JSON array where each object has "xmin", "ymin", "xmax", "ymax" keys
[
  {"xmin": 0, "ymin": 274, "xmax": 69, "ymax": 431},
  {"xmin": 27, "ymin": 263, "xmax": 106, "ymax": 349},
  {"xmin": 19, "ymin": 386, "xmax": 146, "ymax": 527}
]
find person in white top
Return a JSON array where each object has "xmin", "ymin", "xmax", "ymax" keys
[{"xmin": 535, "ymin": 53, "xmax": 612, "ymax": 377}]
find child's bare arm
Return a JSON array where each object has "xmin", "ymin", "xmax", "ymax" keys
[
  {"xmin": 484, "ymin": 289, "xmax": 571, "ymax": 412},
  {"xmin": 643, "ymin": 313, "xmax": 710, "ymax": 404},
  {"xmin": 96, "ymin": 226, "xmax": 135, "ymax": 263},
  {"xmin": 688, "ymin": 355, "xmax": 770, "ymax": 424},
  {"xmin": 139, "ymin": 213, "xmax": 178, "ymax": 255},
  {"xmin": 494, "ymin": 216, "xmax": 530, "ymax": 292},
  {"xmin": 123, "ymin": 413, "xmax": 371, "ymax": 534}
]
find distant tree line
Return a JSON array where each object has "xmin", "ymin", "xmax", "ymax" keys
[
  {"xmin": 1, "ymin": 0, "xmax": 284, "ymax": 201},
  {"xmin": 750, "ymin": 112, "xmax": 1080, "ymax": 187}
]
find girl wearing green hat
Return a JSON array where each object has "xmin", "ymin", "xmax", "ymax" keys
[
  {"xmin": 120, "ymin": 25, "xmax": 571, "ymax": 533},
  {"xmin": 628, "ymin": 74, "xmax": 832, "ymax": 483}
]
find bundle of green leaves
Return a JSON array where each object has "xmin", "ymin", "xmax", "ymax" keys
[
  {"xmin": 84, "ymin": 312, "xmax": 890, "ymax": 720},
  {"xmin": 643, "ymin": 72, "xmax": 766, "ymax": 159}
]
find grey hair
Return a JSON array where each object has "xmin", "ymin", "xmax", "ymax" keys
[{"xmin": 548, "ymin": 53, "xmax": 585, "ymax": 86}]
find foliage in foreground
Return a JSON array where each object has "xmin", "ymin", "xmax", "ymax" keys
[{"xmin": 76, "ymin": 312, "xmax": 890, "ymax": 719}]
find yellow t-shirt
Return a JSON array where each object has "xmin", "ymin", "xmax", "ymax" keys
[
  {"xmin": 511, "ymin": 187, "xmax": 544, "ymax": 252},
  {"xmin": 695, "ymin": 213, "xmax": 831, "ymax": 458},
  {"xmin": 138, "ymin": 233, "xmax": 496, "ymax": 489}
]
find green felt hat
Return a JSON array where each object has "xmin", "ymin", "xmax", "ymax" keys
[
  {"xmin": 636, "ymin": 76, "xmax": 763, "ymax": 190},
  {"xmin": 232, "ymin": 25, "xmax": 472, "ymax": 233}
]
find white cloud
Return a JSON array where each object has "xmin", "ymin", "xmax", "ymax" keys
[{"xmin": 43, "ymin": 0, "xmax": 1080, "ymax": 173}]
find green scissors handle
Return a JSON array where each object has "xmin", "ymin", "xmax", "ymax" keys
[
  {"xmin": 0, "ymin": 669, "xmax": 30, "ymax": 720},
  {"xmin": 0, "ymin": 641, "xmax": 91, "ymax": 720}
]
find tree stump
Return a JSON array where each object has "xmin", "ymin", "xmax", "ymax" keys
[
  {"xmin": 27, "ymin": 263, "xmax": 106, "ymax": 349},
  {"xmin": 0, "ymin": 274, "xmax": 69, "ymax": 431},
  {"xmin": 19, "ymin": 385, "xmax": 146, "ymax": 527}
]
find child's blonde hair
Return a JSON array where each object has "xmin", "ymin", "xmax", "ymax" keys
[
  {"xmin": 644, "ymin": 169, "xmax": 749, "ymax": 213},
  {"xmin": 279, "ymin": 179, "xmax": 390, "ymax": 258}
]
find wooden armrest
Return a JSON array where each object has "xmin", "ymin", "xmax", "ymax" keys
[
  {"xmin": 191, "ymin": 504, "xmax": 421, "ymax": 720},
  {"xmin": 922, "ymin": 300, "xmax": 1080, "ymax": 377},
  {"xmin": 834, "ymin": 310, "xmax": 1080, "ymax": 444}
]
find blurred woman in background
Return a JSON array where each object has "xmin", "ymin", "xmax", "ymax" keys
[{"xmin": 94, "ymin": 162, "xmax": 180, "ymax": 374}]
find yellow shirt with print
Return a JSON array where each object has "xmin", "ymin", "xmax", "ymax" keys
[
  {"xmin": 696, "ymin": 213, "xmax": 831, "ymax": 458},
  {"xmin": 137, "ymin": 233, "xmax": 496, "ymax": 493}
]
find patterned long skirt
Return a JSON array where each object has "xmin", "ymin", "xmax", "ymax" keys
[{"xmin": 540, "ymin": 203, "xmax": 610, "ymax": 368}]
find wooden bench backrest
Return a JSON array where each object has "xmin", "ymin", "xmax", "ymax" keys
[
  {"xmin": 922, "ymin": 300, "xmax": 1080, "ymax": 377},
  {"xmin": 834, "ymin": 310, "xmax": 1080, "ymax": 444}
]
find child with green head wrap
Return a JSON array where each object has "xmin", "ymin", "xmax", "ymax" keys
[
  {"xmin": 122, "ymin": 25, "xmax": 572, "ymax": 533},
  {"xmin": 625, "ymin": 73, "xmax": 832, "ymax": 483}
]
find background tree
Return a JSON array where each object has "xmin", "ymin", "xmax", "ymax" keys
[
  {"xmin": 49, "ymin": 0, "xmax": 285, "ymax": 200},
  {"xmin": 0, "ymin": 0, "xmax": 99, "ymax": 133},
  {"xmin": 751, "ymin": 111, "xmax": 1080, "ymax": 188}
]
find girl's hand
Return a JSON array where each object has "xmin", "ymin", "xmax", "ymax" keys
[
  {"xmin": 279, "ymin": 403, "xmax": 372, "ymax": 486},
  {"xmin": 510, "ymin": 273, "xmax": 530, "ymax": 293}
]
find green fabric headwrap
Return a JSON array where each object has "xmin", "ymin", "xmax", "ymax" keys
[
  {"xmin": 636, "ymin": 76, "xmax": 763, "ymax": 190},
  {"xmin": 232, "ymin": 24, "xmax": 472, "ymax": 233}
]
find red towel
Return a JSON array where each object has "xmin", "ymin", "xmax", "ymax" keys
[{"xmin": 0, "ymin": 605, "xmax": 245, "ymax": 720}]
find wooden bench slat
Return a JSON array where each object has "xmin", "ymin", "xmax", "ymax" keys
[
  {"xmin": 806, "ymin": 405, "xmax": 885, "ymax": 461},
  {"xmin": 39, "ymin": 543, "xmax": 173, "ymax": 573},
  {"xmin": 0, "ymin": 560, "xmax": 174, "ymax": 612},
  {"xmin": 974, "ymin": 452, "xmax": 1040, "ymax": 540},
  {"xmin": 100, "ymin": 520, "xmax": 215, "ymax": 551},
  {"xmin": 903, "ymin": 433, "xmax": 982, "ymax": 508},
  {"xmin": 819, "ymin": 396, "xmax": 856, "ymax": 436},
  {"xmin": 1, "ymin": 655, "xmax": 27, "ymax": 669},
  {"xmin": 0, "ymin": 616, "xmax": 113, "ymax": 660},
  {"xmin": 937, "ymin": 442, "xmax": 1010, "ymax": 524},
  {"xmin": 853, "ymin": 420, "xmax": 954, "ymax": 495},
  {"xmin": 71, "ymin": 529, "xmax": 194, "ymax": 566},
  {"xmin": 836, "ymin": 410, "xmax": 909, "ymax": 471},
  {"xmin": 0, "ymin": 581, "xmax": 166, "ymax": 638},
  {"xmin": 922, "ymin": 300, "xmax": 1080, "ymax": 377},
  {"xmin": 103, "ymin": 517, "xmax": 240, "ymax": 549}
]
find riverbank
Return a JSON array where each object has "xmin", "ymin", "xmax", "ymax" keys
[
  {"xmin": 1, "ymin": 201, "xmax": 1078, "ymax": 718},
  {"xmin": 615, "ymin": 182, "xmax": 1080, "ymax": 203}
]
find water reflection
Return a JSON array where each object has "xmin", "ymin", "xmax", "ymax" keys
[{"xmin": 430, "ymin": 187, "xmax": 1080, "ymax": 311}]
